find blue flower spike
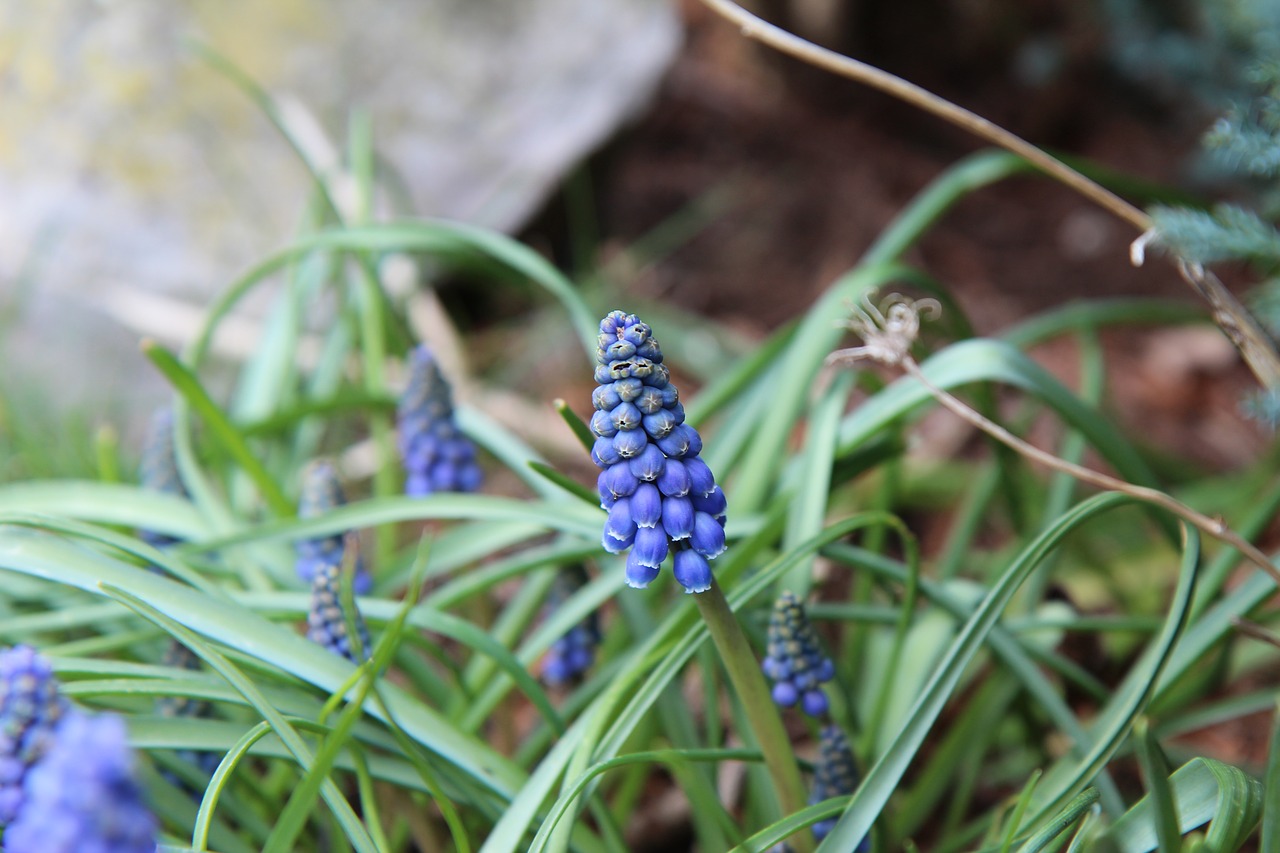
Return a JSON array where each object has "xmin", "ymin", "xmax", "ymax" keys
[
  {"xmin": 296, "ymin": 459, "xmax": 372, "ymax": 594},
  {"xmin": 0, "ymin": 645, "xmax": 69, "ymax": 826},
  {"xmin": 590, "ymin": 311, "xmax": 727, "ymax": 593},
  {"xmin": 138, "ymin": 406, "xmax": 189, "ymax": 549},
  {"xmin": 306, "ymin": 538, "xmax": 373, "ymax": 664},
  {"xmin": 398, "ymin": 345, "xmax": 483, "ymax": 497},
  {"xmin": 810, "ymin": 724, "xmax": 869, "ymax": 849},
  {"xmin": 4, "ymin": 709, "xmax": 157, "ymax": 853},
  {"xmin": 541, "ymin": 566, "xmax": 601, "ymax": 686},
  {"xmin": 761, "ymin": 590, "xmax": 835, "ymax": 717}
]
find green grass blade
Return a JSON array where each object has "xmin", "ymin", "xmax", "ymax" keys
[
  {"xmin": 814, "ymin": 493, "xmax": 1159, "ymax": 852},
  {"xmin": 262, "ymin": 665, "xmax": 379, "ymax": 853},
  {"xmin": 1264, "ymin": 702, "xmax": 1280, "ymax": 853},
  {"xmin": 0, "ymin": 481, "xmax": 207, "ymax": 539},
  {"xmin": 1133, "ymin": 718, "xmax": 1180, "ymax": 853},
  {"xmin": 143, "ymin": 341, "xmax": 294, "ymax": 517},
  {"xmin": 190, "ymin": 222, "xmax": 598, "ymax": 372},
  {"xmin": 0, "ymin": 529, "xmax": 525, "ymax": 796},
  {"xmin": 185, "ymin": 494, "xmax": 601, "ymax": 554},
  {"xmin": 1105, "ymin": 758, "xmax": 1263, "ymax": 852},
  {"xmin": 100, "ymin": 585, "xmax": 379, "ymax": 853},
  {"xmin": 780, "ymin": 371, "xmax": 853, "ymax": 594},
  {"xmin": 1025, "ymin": 527, "xmax": 1200, "ymax": 823},
  {"xmin": 1016, "ymin": 789, "xmax": 1101, "ymax": 853},
  {"xmin": 554, "ymin": 399, "xmax": 596, "ymax": 452}
]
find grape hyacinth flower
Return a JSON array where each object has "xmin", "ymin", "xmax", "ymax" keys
[
  {"xmin": 138, "ymin": 406, "xmax": 189, "ymax": 549},
  {"xmin": 540, "ymin": 566, "xmax": 601, "ymax": 686},
  {"xmin": 761, "ymin": 590, "xmax": 835, "ymax": 717},
  {"xmin": 4, "ymin": 710, "xmax": 157, "ymax": 853},
  {"xmin": 307, "ymin": 560, "xmax": 372, "ymax": 663},
  {"xmin": 398, "ymin": 345, "xmax": 483, "ymax": 497},
  {"xmin": 590, "ymin": 311, "xmax": 727, "ymax": 593},
  {"xmin": 295, "ymin": 460, "xmax": 372, "ymax": 594},
  {"xmin": 810, "ymin": 724, "xmax": 868, "ymax": 849},
  {"xmin": 0, "ymin": 645, "xmax": 68, "ymax": 825}
]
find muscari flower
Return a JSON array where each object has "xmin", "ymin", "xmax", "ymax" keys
[
  {"xmin": 4, "ymin": 709, "xmax": 157, "ymax": 853},
  {"xmin": 138, "ymin": 406, "xmax": 188, "ymax": 549},
  {"xmin": 590, "ymin": 311, "xmax": 727, "ymax": 593},
  {"xmin": 307, "ymin": 560, "xmax": 372, "ymax": 663},
  {"xmin": 810, "ymin": 724, "xmax": 868, "ymax": 848},
  {"xmin": 398, "ymin": 345, "xmax": 483, "ymax": 497},
  {"xmin": 295, "ymin": 460, "xmax": 372, "ymax": 594},
  {"xmin": 761, "ymin": 590, "xmax": 835, "ymax": 717},
  {"xmin": 540, "ymin": 566, "xmax": 601, "ymax": 686},
  {"xmin": 0, "ymin": 645, "xmax": 69, "ymax": 826}
]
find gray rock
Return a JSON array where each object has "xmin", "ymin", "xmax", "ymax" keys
[{"xmin": 0, "ymin": 0, "xmax": 680, "ymax": 434}]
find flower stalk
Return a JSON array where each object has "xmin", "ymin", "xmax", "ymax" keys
[{"xmin": 693, "ymin": 577, "xmax": 813, "ymax": 853}]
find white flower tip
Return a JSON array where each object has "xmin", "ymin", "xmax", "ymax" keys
[{"xmin": 1130, "ymin": 229, "xmax": 1156, "ymax": 267}]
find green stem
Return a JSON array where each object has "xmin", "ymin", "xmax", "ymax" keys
[{"xmin": 694, "ymin": 578, "xmax": 814, "ymax": 853}]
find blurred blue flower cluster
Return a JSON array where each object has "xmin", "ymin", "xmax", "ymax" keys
[
  {"xmin": 590, "ymin": 311, "xmax": 727, "ymax": 593},
  {"xmin": 0, "ymin": 646, "xmax": 154, "ymax": 853},
  {"xmin": 540, "ymin": 566, "xmax": 600, "ymax": 686},
  {"xmin": 810, "ymin": 724, "xmax": 866, "ymax": 848},
  {"xmin": 295, "ymin": 459, "xmax": 372, "ymax": 594},
  {"xmin": 0, "ymin": 645, "xmax": 68, "ymax": 825},
  {"xmin": 5, "ymin": 710, "xmax": 157, "ymax": 853},
  {"xmin": 398, "ymin": 345, "xmax": 483, "ymax": 497},
  {"xmin": 762, "ymin": 590, "xmax": 835, "ymax": 717},
  {"xmin": 307, "ymin": 559, "xmax": 372, "ymax": 663}
]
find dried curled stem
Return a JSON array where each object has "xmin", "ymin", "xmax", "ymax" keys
[
  {"xmin": 827, "ymin": 295, "xmax": 1280, "ymax": 585},
  {"xmin": 696, "ymin": 0, "xmax": 1150, "ymax": 232},
  {"xmin": 701, "ymin": 0, "xmax": 1280, "ymax": 393}
]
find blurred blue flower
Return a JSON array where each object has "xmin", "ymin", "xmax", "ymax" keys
[
  {"xmin": 589, "ymin": 311, "xmax": 726, "ymax": 593},
  {"xmin": 0, "ymin": 645, "xmax": 68, "ymax": 826},
  {"xmin": 307, "ymin": 559, "xmax": 372, "ymax": 663},
  {"xmin": 761, "ymin": 591, "xmax": 834, "ymax": 717},
  {"xmin": 138, "ymin": 406, "xmax": 189, "ymax": 549},
  {"xmin": 540, "ymin": 566, "xmax": 601, "ymax": 686},
  {"xmin": 398, "ymin": 345, "xmax": 483, "ymax": 497},
  {"xmin": 4, "ymin": 709, "xmax": 156, "ymax": 853},
  {"xmin": 296, "ymin": 459, "xmax": 372, "ymax": 594},
  {"xmin": 810, "ymin": 724, "xmax": 867, "ymax": 848}
]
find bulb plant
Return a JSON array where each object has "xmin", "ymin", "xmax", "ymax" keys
[{"xmin": 0, "ymin": 27, "xmax": 1279, "ymax": 853}]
